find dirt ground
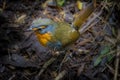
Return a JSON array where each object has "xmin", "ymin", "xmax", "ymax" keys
[{"xmin": 0, "ymin": 0, "xmax": 120, "ymax": 80}]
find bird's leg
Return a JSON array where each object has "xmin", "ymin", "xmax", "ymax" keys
[
  {"xmin": 58, "ymin": 46, "xmax": 80, "ymax": 72},
  {"xmin": 50, "ymin": 48, "xmax": 60, "ymax": 56},
  {"xmin": 58, "ymin": 50, "xmax": 71, "ymax": 72}
]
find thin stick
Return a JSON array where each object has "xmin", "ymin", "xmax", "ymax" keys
[
  {"xmin": 35, "ymin": 57, "xmax": 56, "ymax": 79},
  {"xmin": 114, "ymin": 46, "xmax": 120, "ymax": 80},
  {"xmin": 54, "ymin": 70, "xmax": 67, "ymax": 80}
]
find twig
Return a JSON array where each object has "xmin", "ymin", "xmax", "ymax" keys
[
  {"xmin": 114, "ymin": 28, "xmax": 120, "ymax": 80},
  {"xmin": 58, "ymin": 52, "xmax": 69, "ymax": 72},
  {"xmin": 79, "ymin": 7, "xmax": 102, "ymax": 34},
  {"xmin": 114, "ymin": 46, "xmax": 120, "ymax": 80},
  {"xmin": 8, "ymin": 74, "xmax": 15, "ymax": 80},
  {"xmin": 77, "ymin": 63, "xmax": 85, "ymax": 76},
  {"xmin": 93, "ymin": 0, "xmax": 96, "ymax": 8},
  {"xmin": 106, "ymin": 64, "xmax": 115, "ymax": 74},
  {"xmin": 106, "ymin": 64, "xmax": 120, "ymax": 77},
  {"xmin": 2, "ymin": 0, "xmax": 6, "ymax": 10},
  {"xmin": 35, "ymin": 57, "xmax": 57, "ymax": 79},
  {"xmin": 54, "ymin": 70, "xmax": 67, "ymax": 80}
]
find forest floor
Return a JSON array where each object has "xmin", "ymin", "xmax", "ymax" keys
[{"xmin": 0, "ymin": 0, "xmax": 120, "ymax": 80}]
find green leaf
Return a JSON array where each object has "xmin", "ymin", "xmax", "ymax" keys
[
  {"xmin": 77, "ymin": 1, "xmax": 83, "ymax": 10},
  {"xmin": 101, "ymin": 46, "xmax": 110, "ymax": 55},
  {"xmin": 107, "ymin": 53, "xmax": 114, "ymax": 62},
  {"xmin": 94, "ymin": 56, "xmax": 103, "ymax": 67},
  {"xmin": 112, "ymin": 27, "xmax": 117, "ymax": 37},
  {"xmin": 94, "ymin": 46, "xmax": 110, "ymax": 66},
  {"xmin": 56, "ymin": 0, "xmax": 65, "ymax": 6},
  {"xmin": 0, "ymin": 8, "xmax": 3, "ymax": 13}
]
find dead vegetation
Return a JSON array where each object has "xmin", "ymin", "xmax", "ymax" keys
[{"xmin": 0, "ymin": 0, "xmax": 120, "ymax": 80}]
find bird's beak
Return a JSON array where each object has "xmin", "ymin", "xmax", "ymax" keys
[
  {"xmin": 27, "ymin": 25, "xmax": 39, "ymax": 32},
  {"xmin": 27, "ymin": 27, "xmax": 33, "ymax": 31},
  {"xmin": 27, "ymin": 25, "xmax": 35, "ymax": 31}
]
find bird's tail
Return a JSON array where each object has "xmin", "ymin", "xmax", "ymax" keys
[{"xmin": 72, "ymin": 2, "xmax": 94, "ymax": 30}]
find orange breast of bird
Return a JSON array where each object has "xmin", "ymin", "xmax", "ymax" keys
[{"xmin": 35, "ymin": 31, "xmax": 52, "ymax": 46}]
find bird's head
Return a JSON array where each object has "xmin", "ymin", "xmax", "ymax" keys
[
  {"xmin": 28, "ymin": 18, "xmax": 56, "ymax": 34},
  {"xmin": 28, "ymin": 18, "xmax": 57, "ymax": 47}
]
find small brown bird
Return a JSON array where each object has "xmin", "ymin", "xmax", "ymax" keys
[{"xmin": 29, "ymin": 3, "xmax": 94, "ymax": 50}]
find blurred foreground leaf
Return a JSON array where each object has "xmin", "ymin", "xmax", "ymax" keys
[
  {"xmin": 56, "ymin": 0, "xmax": 65, "ymax": 6},
  {"xmin": 77, "ymin": 1, "xmax": 83, "ymax": 10},
  {"xmin": 94, "ymin": 46, "xmax": 114, "ymax": 66}
]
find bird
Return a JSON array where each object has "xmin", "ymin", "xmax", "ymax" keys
[{"xmin": 29, "ymin": 2, "xmax": 94, "ymax": 50}]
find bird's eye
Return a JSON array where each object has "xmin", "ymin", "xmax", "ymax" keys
[
  {"xmin": 40, "ymin": 26, "xmax": 47, "ymax": 29},
  {"xmin": 37, "ymin": 25, "xmax": 47, "ymax": 31}
]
